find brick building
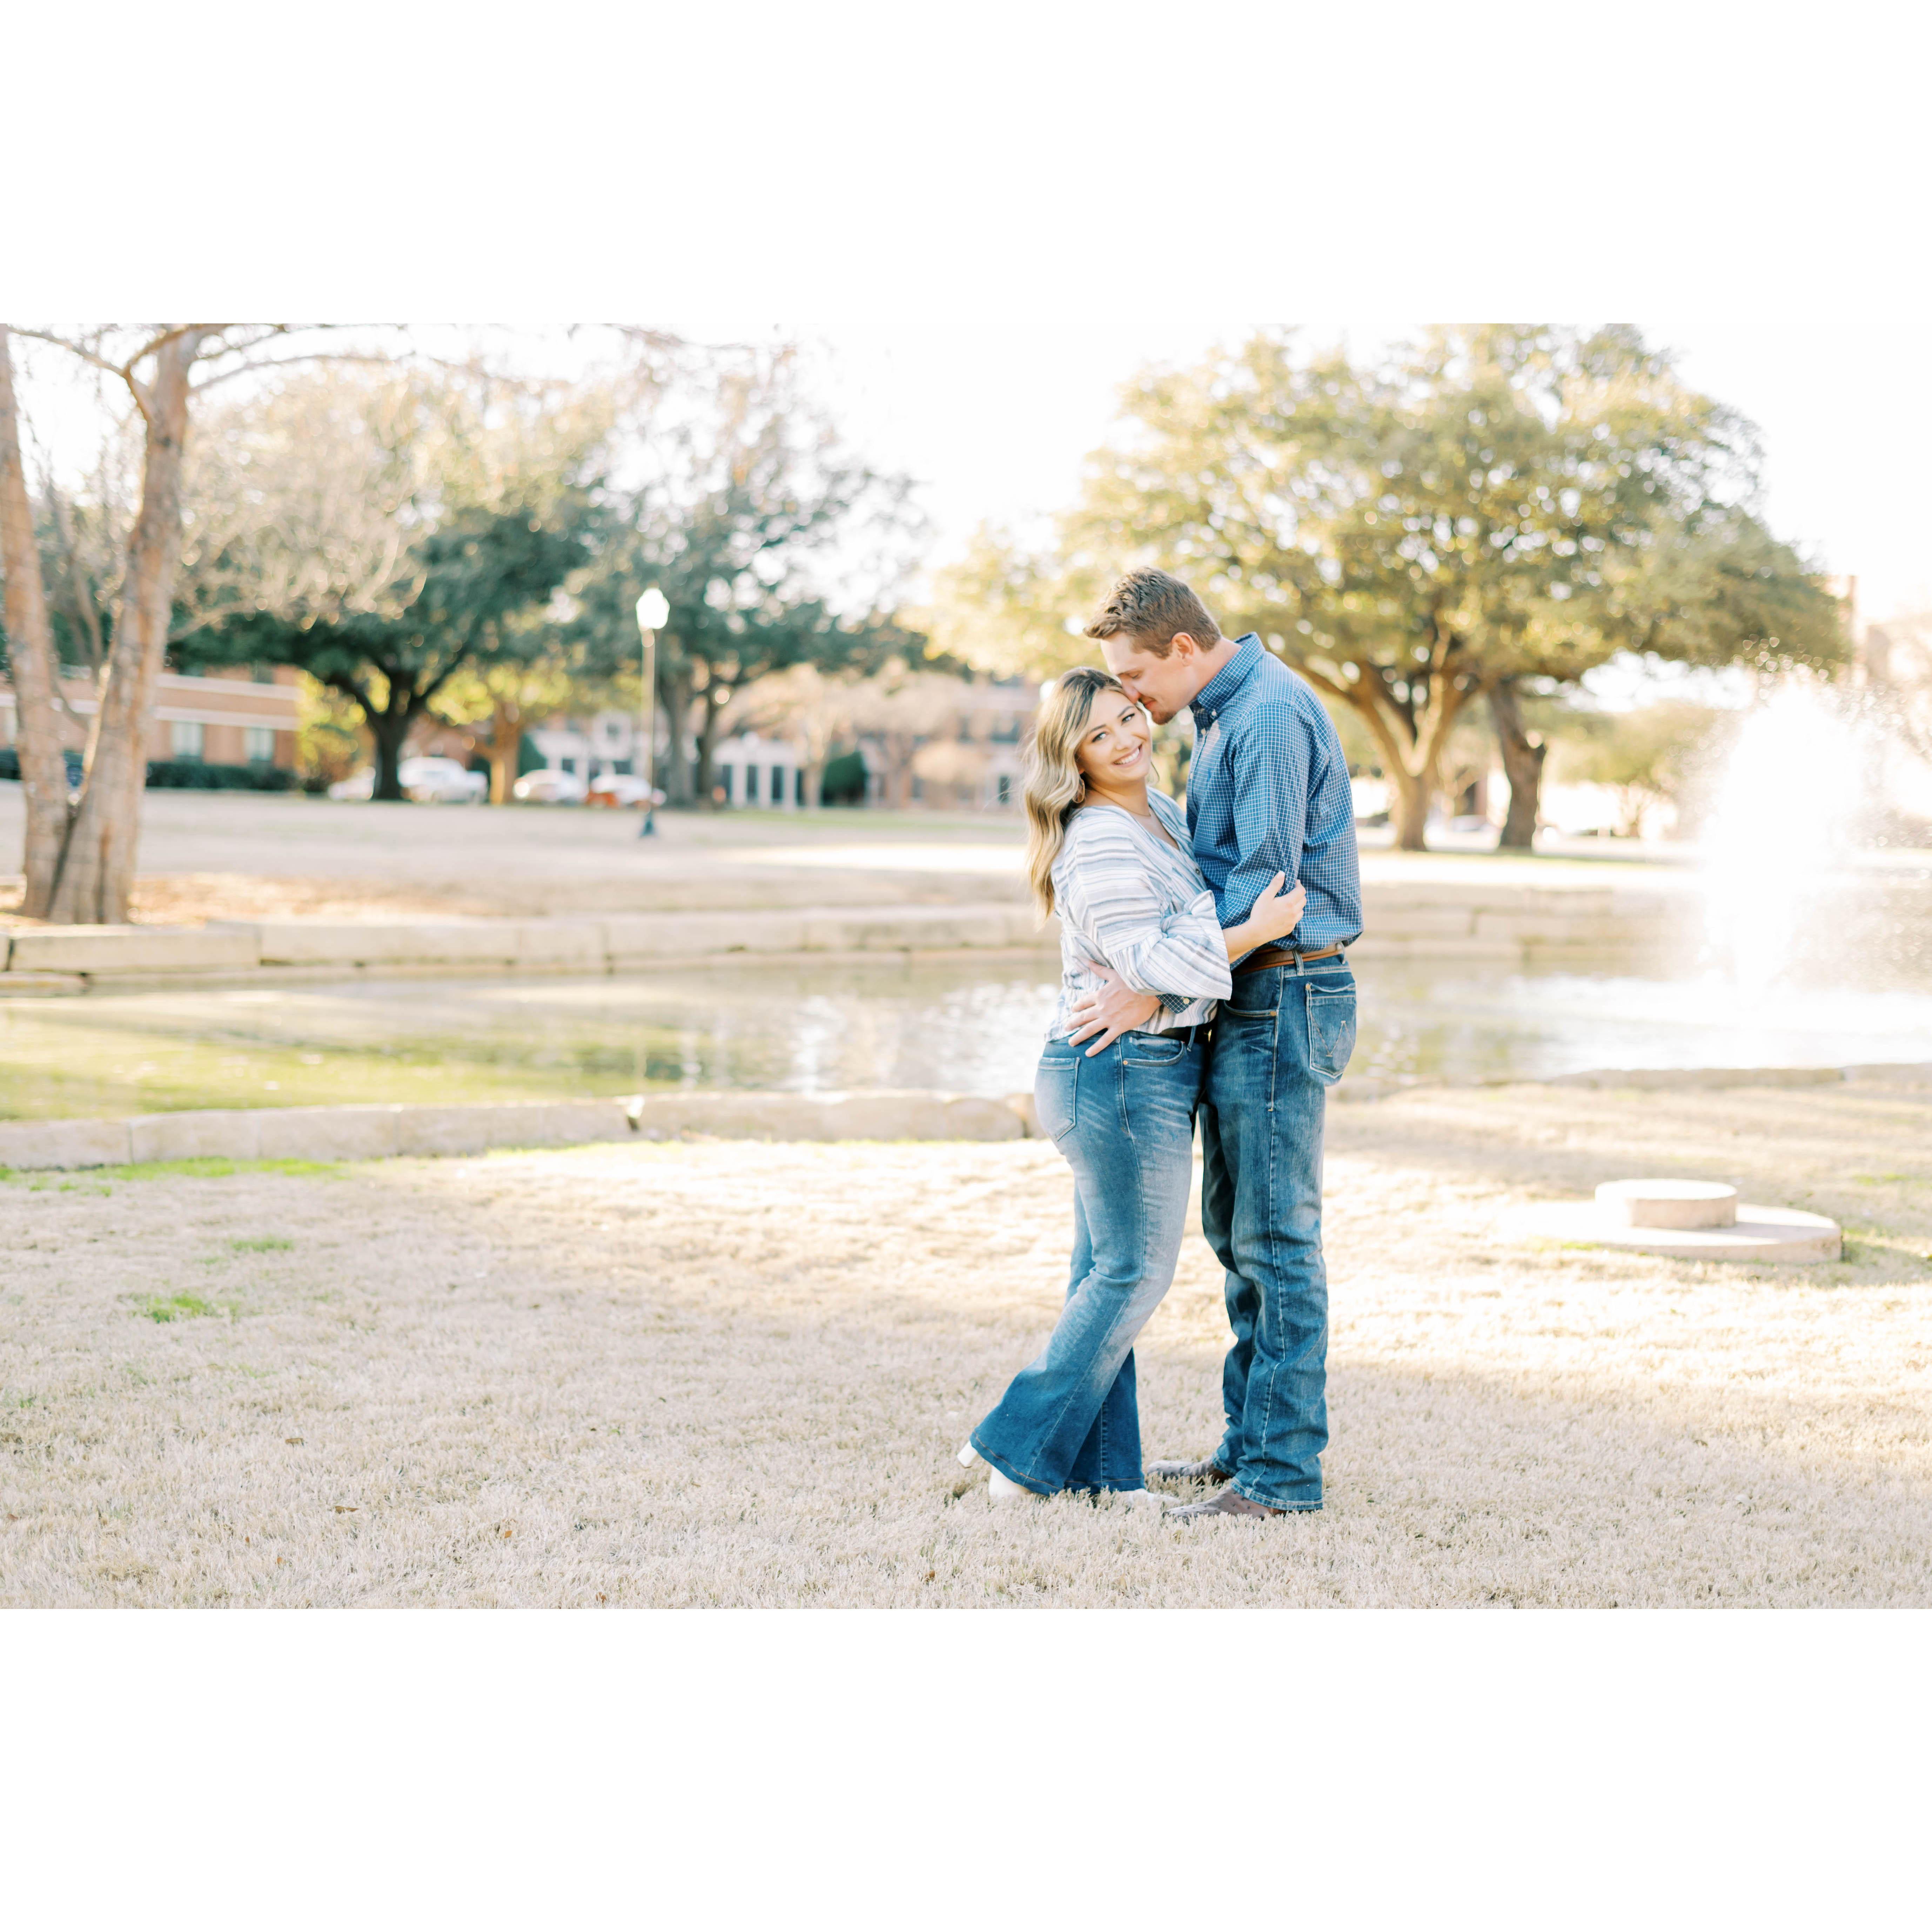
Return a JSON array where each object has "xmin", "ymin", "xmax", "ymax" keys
[{"xmin": 0, "ymin": 664, "xmax": 302, "ymax": 770}]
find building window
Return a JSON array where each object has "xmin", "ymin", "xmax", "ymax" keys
[
  {"xmin": 170, "ymin": 720, "xmax": 204, "ymax": 759},
  {"xmin": 911, "ymin": 774, "xmax": 925, "ymax": 803},
  {"xmin": 793, "ymin": 769, "xmax": 804, "ymax": 806},
  {"xmin": 252, "ymin": 663, "xmax": 276, "ymax": 685},
  {"xmin": 244, "ymin": 726, "xmax": 275, "ymax": 764},
  {"xmin": 996, "ymin": 774, "xmax": 1011, "ymax": 806},
  {"xmin": 746, "ymin": 764, "xmax": 761, "ymax": 804}
]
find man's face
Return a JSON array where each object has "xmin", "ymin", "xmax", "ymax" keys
[{"xmin": 1099, "ymin": 631, "xmax": 1205, "ymax": 725}]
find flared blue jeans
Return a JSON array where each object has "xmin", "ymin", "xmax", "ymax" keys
[{"xmin": 970, "ymin": 1030, "xmax": 1203, "ymax": 1495}]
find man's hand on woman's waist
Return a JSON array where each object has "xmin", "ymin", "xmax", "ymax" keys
[{"xmin": 1066, "ymin": 965, "xmax": 1165, "ymax": 1055}]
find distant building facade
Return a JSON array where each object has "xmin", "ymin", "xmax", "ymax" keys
[{"xmin": 0, "ymin": 664, "xmax": 301, "ymax": 769}]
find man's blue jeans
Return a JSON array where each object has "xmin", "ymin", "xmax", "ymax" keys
[
  {"xmin": 971, "ymin": 1031, "xmax": 1203, "ymax": 1495},
  {"xmin": 1200, "ymin": 955, "xmax": 1357, "ymax": 1511}
]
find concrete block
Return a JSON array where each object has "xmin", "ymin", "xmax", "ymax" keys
[
  {"xmin": 1355, "ymin": 909, "xmax": 1477, "ymax": 940},
  {"xmin": 623, "ymin": 1088, "xmax": 1025, "ymax": 1142},
  {"xmin": 1842, "ymin": 1062, "xmax": 1932, "ymax": 1088},
  {"xmin": 10, "ymin": 925, "xmax": 261, "ymax": 975},
  {"xmin": 512, "ymin": 922, "xmax": 609, "ymax": 968},
  {"xmin": 0, "ymin": 972, "xmax": 87, "ymax": 997},
  {"xmin": 0, "ymin": 1117, "xmax": 132, "ymax": 1170},
  {"xmin": 246, "ymin": 923, "xmax": 521, "ymax": 967},
  {"xmin": 603, "ymin": 912, "xmax": 811, "ymax": 960},
  {"xmin": 800, "ymin": 906, "xmax": 1031, "ymax": 952},
  {"xmin": 254, "ymin": 1106, "xmax": 401, "ymax": 1161},
  {"xmin": 515, "ymin": 1101, "xmax": 635, "ymax": 1147},
  {"xmin": 391, "ymin": 1100, "xmax": 631, "ymax": 1155},
  {"xmin": 1548, "ymin": 1066, "xmax": 1844, "ymax": 1092},
  {"xmin": 127, "ymin": 1111, "xmax": 263, "ymax": 1162},
  {"xmin": 1473, "ymin": 911, "xmax": 1654, "ymax": 946}
]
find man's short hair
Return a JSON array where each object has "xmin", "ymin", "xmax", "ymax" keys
[{"xmin": 1082, "ymin": 568, "xmax": 1222, "ymax": 659}]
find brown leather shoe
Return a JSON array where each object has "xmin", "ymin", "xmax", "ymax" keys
[
  {"xmin": 1166, "ymin": 1489, "xmax": 1300, "ymax": 1520},
  {"xmin": 1146, "ymin": 1456, "xmax": 1232, "ymax": 1487}
]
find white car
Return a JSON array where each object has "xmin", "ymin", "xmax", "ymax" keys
[
  {"xmin": 586, "ymin": 773, "xmax": 665, "ymax": 808},
  {"xmin": 400, "ymin": 757, "xmax": 487, "ymax": 803},
  {"xmin": 512, "ymin": 767, "xmax": 590, "ymax": 805},
  {"xmin": 326, "ymin": 759, "xmax": 486, "ymax": 803}
]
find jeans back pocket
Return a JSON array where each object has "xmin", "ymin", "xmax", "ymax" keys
[
  {"xmin": 1034, "ymin": 1054, "xmax": 1078, "ymax": 1139},
  {"xmin": 1305, "ymin": 987, "xmax": 1357, "ymax": 1085}
]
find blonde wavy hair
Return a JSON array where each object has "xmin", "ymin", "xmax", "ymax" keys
[{"xmin": 1024, "ymin": 666, "xmax": 1134, "ymax": 920}]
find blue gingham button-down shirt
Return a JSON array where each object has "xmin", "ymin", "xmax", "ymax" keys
[{"xmin": 1157, "ymin": 634, "xmax": 1362, "ymax": 1006}]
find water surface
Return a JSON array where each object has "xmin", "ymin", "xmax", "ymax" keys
[{"xmin": 4, "ymin": 951, "xmax": 1928, "ymax": 1120}]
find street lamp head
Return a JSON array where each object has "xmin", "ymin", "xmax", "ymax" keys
[{"xmin": 636, "ymin": 588, "xmax": 670, "ymax": 632}]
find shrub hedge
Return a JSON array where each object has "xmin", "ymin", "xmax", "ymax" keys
[{"xmin": 0, "ymin": 749, "xmax": 298, "ymax": 791}]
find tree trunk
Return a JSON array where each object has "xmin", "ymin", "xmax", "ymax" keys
[
  {"xmin": 0, "ymin": 328, "xmax": 75, "ymax": 918},
  {"xmin": 47, "ymin": 331, "xmax": 202, "ymax": 924},
  {"xmin": 1489, "ymin": 677, "xmax": 1545, "ymax": 851},
  {"xmin": 659, "ymin": 664, "xmax": 694, "ymax": 807},
  {"xmin": 1390, "ymin": 767, "xmax": 1432, "ymax": 850},
  {"xmin": 370, "ymin": 703, "xmax": 412, "ymax": 801},
  {"xmin": 694, "ymin": 688, "xmax": 730, "ymax": 806},
  {"xmin": 485, "ymin": 700, "xmax": 524, "ymax": 805}
]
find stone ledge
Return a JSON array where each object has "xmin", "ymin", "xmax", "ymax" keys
[
  {"xmin": 0, "ymin": 1089, "xmax": 1036, "ymax": 1170},
  {"xmin": 0, "ymin": 1117, "xmax": 133, "ymax": 1169},
  {"xmin": 0, "ymin": 971, "xmax": 88, "ymax": 997},
  {"xmin": 9, "ymin": 925, "xmax": 261, "ymax": 974},
  {"xmin": 623, "ymin": 1090, "xmax": 1029, "ymax": 1142}
]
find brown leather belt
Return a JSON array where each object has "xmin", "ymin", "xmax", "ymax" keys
[{"xmin": 1235, "ymin": 943, "xmax": 1346, "ymax": 976}]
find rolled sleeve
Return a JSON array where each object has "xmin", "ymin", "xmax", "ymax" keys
[
  {"xmin": 1214, "ymin": 701, "xmax": 1310, "ymax": 943},
  {"xmin": 1078, "ymin": 874, "xmax": 1230, "ymax": 1004}
]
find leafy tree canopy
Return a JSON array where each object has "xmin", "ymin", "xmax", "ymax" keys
[{"xmin": 935, "ymin": 325, "xmax": 1843, "ymax": 848}]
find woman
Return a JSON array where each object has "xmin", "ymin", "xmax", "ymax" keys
[{"xmin": 958, "ymin": 668, "xmax": 1306, "ymax": 1507}]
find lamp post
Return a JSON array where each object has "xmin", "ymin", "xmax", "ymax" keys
[{"xmin": 635, "ymin": 587, "xmax": 669, "ymax": 836}]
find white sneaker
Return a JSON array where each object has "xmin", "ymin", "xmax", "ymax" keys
[
  {"xmin": 957, "ymin": 1442, "xmax": 982, "ymax": 1469},
  {"xmin": 987, "ymin": 1466, "xmax": 1039, "ymax": 1505},
  {"xmin": 1109, "ymin": 1488, "xmax": 1167, "ymax": 1513}
]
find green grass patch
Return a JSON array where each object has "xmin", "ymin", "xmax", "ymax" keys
[
  {"xmin": 229, "ymin": 1235, "xmax": 295, "ymax": 1253},
  {"xmin": 138, "ymin": 1293, "xmax": 229, "ymax": 1324},
  {"xmin": 5, "ymin": 1158, "xmax": 337, "ymax": 1184},
  {"xmin": 98, "ymin": 1157, "xmax": 342, "ymax": 1183}
]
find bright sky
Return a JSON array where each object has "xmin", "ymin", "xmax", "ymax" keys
[{"xmin": 13, "ymin": 1, "xmax": 1929, "ymax": 632}]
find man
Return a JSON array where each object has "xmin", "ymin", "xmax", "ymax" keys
[{"xmin": 1067, "ymin": 568, "xmax": 1362, "ymax": 1518}]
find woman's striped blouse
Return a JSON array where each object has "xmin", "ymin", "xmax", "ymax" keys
[{"xmin": 1046, "ymin": 790, "xmax": 1232, "ymax": 1041}]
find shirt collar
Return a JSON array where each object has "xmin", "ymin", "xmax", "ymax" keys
[{"xmin": 1190, "ymin": 633, "xmax": 1263, "ymax": 724}]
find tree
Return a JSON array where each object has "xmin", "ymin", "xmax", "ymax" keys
[
  {"xmin": 0, "ymin": 329, "xmax": 71, "ymax": 917},
  {"xmin": 195, "ymin": 501, "xmax": 591, "ymax": 799},
  {"xmin": 177, "ymin": 368, "xmax": 611, "ymax": 799},
  {"xmin": 972, "ymin": 327, "xmax": 1842, "ymax": 850},
  {"xmin": 433, "ymin": 606, "xmax": 591, "ymax": 804},
  {"xmin": 575, "ymin": 348, "xmax": 924, "ymax": 806},
  {"xmin": 2, "ymin": 324, "xmax": 360, "ymax": 920}
]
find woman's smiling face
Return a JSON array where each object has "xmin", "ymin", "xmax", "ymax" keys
[{"xmin": 1073, "ymin": 693, "xmax": 1152, "ymax": 791}]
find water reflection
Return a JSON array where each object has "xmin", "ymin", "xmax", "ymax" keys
[{"xmin": 7, "ymin": 948, "xmax": 1927, "ymax": 1121}]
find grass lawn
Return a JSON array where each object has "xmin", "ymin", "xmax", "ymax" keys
[{"xmin": 2, "ymin": 1082, "xmax": 1927, "ymax": 1608}]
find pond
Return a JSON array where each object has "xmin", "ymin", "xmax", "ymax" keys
[{"xmin": 4, "ymin": 950, "xmax": 1929, "ymax": 1120}]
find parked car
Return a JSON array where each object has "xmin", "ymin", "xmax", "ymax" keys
[
  {"xmin": 586, "ymin": 773, "xmax": 665, "ymax": 808},
  {"xmin": 326, "ymin": 759, "xmax": 486, "ymax": 803},
  {"xmin": 512, "ymin": 767, "xmax": 590, "ymax": 805},
  {"xmin": 401, "ymin": 757, "xmax": 487, "ymax": 803}
]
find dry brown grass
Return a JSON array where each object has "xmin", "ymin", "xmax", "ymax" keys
[{"xmin": 3, "ymin": 1082, "xmax": 1928, "ymax": 1607}]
